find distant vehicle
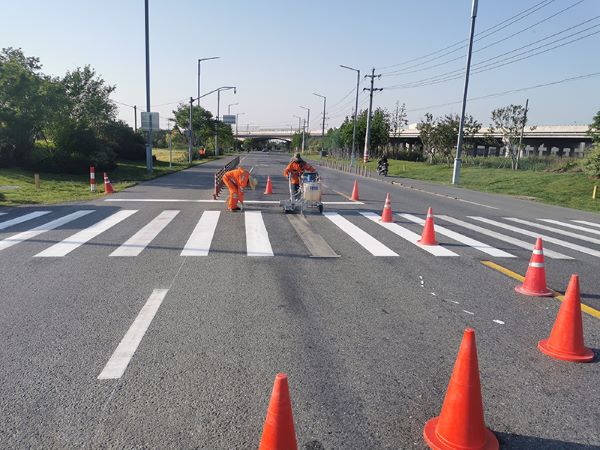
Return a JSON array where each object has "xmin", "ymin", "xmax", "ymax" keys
[
  {"xmin": 377, "ymin": 161, "xmax": 389, "ymax": 176},
  {"xmin": 262, "ymin": 148, "xmax": 268, "ymax": 152}
]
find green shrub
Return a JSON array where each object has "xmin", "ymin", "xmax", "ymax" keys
[
  {"xmin": 583, "ymin": 145, "xmax": 600, "ymax": 178},
  {"xmin": 100, "ymin": 120, "xmax": 145, "ymax": 161}
]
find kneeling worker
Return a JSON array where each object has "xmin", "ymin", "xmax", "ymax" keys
[
  {"xmin": 222, "ymin": 166, "xmax": 257, "ymax": 211},
  {"xmin": 283, "ymin": 153, "xmax": 316, "ymax": 197}
]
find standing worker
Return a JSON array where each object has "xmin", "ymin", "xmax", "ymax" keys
[
  {"xmin": 283, "ymin": 153, "xmax": 316, "ymax": 198},
  {"xmin": 222, "ymin": 166, "xmax": 256, "ymax": 211}
]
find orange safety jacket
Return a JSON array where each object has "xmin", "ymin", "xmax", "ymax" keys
[
  {"xmin": 223, "ymin": 167, "xmax": 251, "ymax": 190},
  {"xmin": 283, "ymin": 160, "xmax": 315, "ymax": 185}
]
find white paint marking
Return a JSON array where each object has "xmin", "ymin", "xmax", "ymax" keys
[
  {"xmin": 505, "ymin": 217, "xmax": 600, "ymax": 246},
  {"xmin": 324, "ymin": 212, "xmax": 398, "ymax": 256},
  {"xmin": 449, "ymin": 300, "xmax": 460, "ymax": 304},
  {"xmin": 437, "ymin": 215, "xmax": 572, "ymax": 260},
  {"xmin": 181, "ymin": 211, "xmax": 220, "ymax": 256},
  {"xmin": 104, "ymin": 198, "xmax": 362, "ymax": 205},
  {"xmin": 431, "ymin": 292, "xmax": 436, "ymax": 296},
  {"xmin": 110, "ymin": 210, "xmax": 179, "ymax": 257},
  {"xmin": 0, "ymin": 213, "xmax": 6, "ymax": 216},
  {"xmin": 0, "ymin": 210, "xmax": 94, "ymax": 252},
  {"xmin": 463, "ymin": 310, "xmax": 475, "ymax": 315},
  {"xmin": 493, "ymin": 320, "xmax": 505, "ymax": 325},
  {"xmin": 0, "ymin": 211, "xmax": 51, "ymax": 231},
  {"xmin": 361, "ymin": 212, "xmax": 457, "ymax": 256},
  {"xmin": 573, "ymin": 220, "xmax": 600, "ymax": 229},
  {"xmin": 469, "ymin": 216, "xmax": 600, "ymax": 258},
  {"xmin": 322, "ymin": 201, "xmax": 364, "ymax": 205},
  {"xmin": 35, "ymin": 210, "xmax": 137, "ymax": 257},
  {"xmin": 245, "ymin": 211, "xmax": 274, "ymax": 256},
  {"xmin": 400, "ymin": 213, "xmax": 515, "ymax": 258},
  {"xmin": 98, "ymin": 289, "xmax": 168, "ymax": 380},
  {"xmin": 539, "ymin": 219, "xmax": 600, "ymax": 236}
]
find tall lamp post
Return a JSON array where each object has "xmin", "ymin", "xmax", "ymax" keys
[
  {"xmin": 235, "ymin": 112, "xmax": 245, "ymax": 148},
  {"xmin": 340, "ymin": 64, "xmax": 360, "ymax": 166},
  {"xmin": 293, "ymin": 115, "xmax": 302, "ymax": 133},
  {"xmin": 227, "ymin": 102, "xmax": 239, "ymax": 115},
  {"xmin": 215, "ymin": 86, "xmax": 236, "ymax": 156},
  {"xmin": 144, "ymin": 0, "xmax": 152, "ymax": 173},
  {"xmin": 313, "ymin": 93, "xmax": 326, "ymax": 157},
  {"xmin": 299, "ymin": 106, "xmax": 310, "ymax": 153},
  {"xmin": 196, "ymin": 57, "xmax": 219, "ymax": 155}
]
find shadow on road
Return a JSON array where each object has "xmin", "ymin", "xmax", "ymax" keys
[{"xmin": 496, "ymin": 431, "xmax": 600, "ymax": 449}]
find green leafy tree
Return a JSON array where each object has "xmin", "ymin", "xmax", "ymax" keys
[
  {"xmin": 417, "ymin": 113, "xmax": 437, "ymax": 163},
  {"xmin": 338, "ymin": 108, "xmax": 390, "ymax": 156},
  {"xmin": 588, "ymin": 110, "xmax": 600, "ymax": 143},
  {"xmin": 489, "ymin": 104, "xmax": 532, "ymax": 170}
]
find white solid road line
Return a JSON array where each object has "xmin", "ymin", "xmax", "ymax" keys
[
  {"xmin": 470, "ymin": 216, "xmax": 600, "ymax": 258},
  {"xmin": 437, "ymin": 215, "xmax": 573, "ymax": 260},
  {"xmin": 98, "ymin": 288, "xmax": 168, "ymax": 380},
  {"xmin": 505, "ymin": 217, "xmax": 600, "ymax": 246},
  {"xmin": 0, "ymin": 213, "xmax": 5, "ymax": 216},
  {"xmin": 245, "ymin": 211, "xmax": 274, "ymax": 256},
  {"xmin": 0, "ymin": 211, "xmax": 51, "ymax": 231},
  {"xmin": 104, "ymin": 198, "xmax": 363, "ymax": 205},
  {"xmin": 181, "ymin": 211, "xmax": 220, "ymax": 256},
  {"xmin": 361, "ymin": 212, "xmax": 458, "ymax": 256},
  {"xmin": 325, "ymin": 212, "xmax": 398, "ymax": 256},
  {"xmin": 400, "ymin": 213, "xmax": 515, "ymax": 258},
  {"xmin": 0, "ymin": 210, "xmax": 95, "ymax": 252},
  {"xmin": 35, "ymin": 210, "xmax": 137, "ymax": 257},
  {"xmin": 572, "ymin": 220, "xmax": 600, "ymax": 229},
  {"xmin": 110, "ymin": 210, "xmax": 179, "ymax": 257},
  {"xmin": 540, "ymin": 219, "xmax": 600, "ymax": 236}
]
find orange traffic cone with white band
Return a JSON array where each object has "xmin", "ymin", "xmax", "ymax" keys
[
  {"xmin": 350, "ymin": 180, "xmax": 360, "ymax": 201},
  {"xmin": 259, "ymin": 373, "xmax": 298, "ymax": 450},
  {"xmin": 515, "ymin": 238, "xmax": 553, "ymax": 297},
  {"xmin": 380, "ymin": 193, "xmax": 393, "ymax": 223},
  {"xmin": 423, "ymin": 328, "xmax": 499, "ymax": 450},
  {"xmin": 103, "ymin": 172, "xmax": 114, "ymax": 194},
  {"xmin": 418, "ymin": 208, "xmax": 438, "ymax": 245},
  {"xmin": 538, "ymin": 274, "xmax": 594, "ymax": 363},
  {"xmin": 264, "ymin": 176, "xmax": 273, "ymax": 195}
]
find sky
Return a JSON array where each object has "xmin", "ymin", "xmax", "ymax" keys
[{"xmin": 2, "ymin": 0, "xmax": 599, "ymax": 132}]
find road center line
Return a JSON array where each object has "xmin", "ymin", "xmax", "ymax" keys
[
  {"xmin": 98, "ymin": 288, "xmax": 169, "ymax": 380},
  {"xmin": 0, "ymin": 211, "xmax": 51, "ymax": 231},
  {"xmin": 110, "ymin": 210, "xmax": 179, "ymax": 257},
  {"xmin": 181, "ymin": 211, "xmax": 220, "ymax": 256},
  {"xmin": 245, "ymin": 211, "xmax": 274, "ymax": 256}
]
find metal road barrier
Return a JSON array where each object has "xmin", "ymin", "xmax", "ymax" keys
[
  {"xmin": 213, "ymin": 156, "xmax": 240, "ymax": 199},
  {"xmin": 317, "ymin": 159, "xmax": 372, "ymax": 178}
]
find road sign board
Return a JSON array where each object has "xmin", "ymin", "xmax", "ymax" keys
[
  {"xmin": 140, "ymin": 112, "xmax": 159, "ymax": 131},
  {"xmin": 222, "ymin": 115, "xmax": 236, "ymax": 124}
]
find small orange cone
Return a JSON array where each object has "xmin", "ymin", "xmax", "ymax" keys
[
  {"xmin": 424, "ymin": 328, "xmax": 499, "ymax": 450},
  {"xmin": 350, "ymin": 180, "xmax": 360, "ymax": 201},
  {"xmin": 418, "ymin": 207, "xmax": 437, "ymax": 245},
  {"xmin": 538, "ymin": 274, "xmax": 594, "ymax": 363},
  {"xmin": 515, "ymin": 238, "xmax": 553, "ymax": 297},
  {"xmin": 264, "ymin": 176, "xmax": 273, "ymax": 195},
  {"xmin": 380, "ymin": 193, "xmax": 393, "ymax": 223},
  {"xmin": 103, "ymin": 172, "xmax": 114, "ymax": 194},
  {"xmin": 259, "ymin": 373, "xmax": 298, "ymax": 450}
]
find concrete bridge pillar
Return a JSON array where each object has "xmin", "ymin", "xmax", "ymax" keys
[
  {"xmin": 574, "ymin": 142, "xmax": 586, "ymax": 158},
  {"xmin": 550, "ymin": 147, "xmax": 559, "ymax": 156},
  {"xmin": 538, "ymin": 145, "xmax": 546, "ymax": 156},
  {"xmin": 563, "ymin": 148, "xmax": 571, "ymax": 157}
]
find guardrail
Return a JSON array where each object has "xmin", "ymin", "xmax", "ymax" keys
[
  {"xmin": 213, "ymin": 156, "xmax": 240, "ymax": 199},
  {"xmin": 317, "ymin": 159, "xmax": 372, "ymax": 178}
]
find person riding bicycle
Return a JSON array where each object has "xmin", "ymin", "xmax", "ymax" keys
[{"xmin": 283, "ymin": 153, "xmax": 316, "ymax": 198}]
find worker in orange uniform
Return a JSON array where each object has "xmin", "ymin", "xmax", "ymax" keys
[
  {"xmin": 283, "ymin": 153, "xmax": 316, "ymax": 198},
  {"xmin": 222, "ymin": 166, "xmax": 257, "ymax": 211}
]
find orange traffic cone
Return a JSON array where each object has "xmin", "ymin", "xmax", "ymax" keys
[
  {"xmin": 103, "ymin": 172, "xmax": 114, "ymax": 194},
  {"xmin": 424, "ymin": 328, "xmax": 499, "ymax": 450},
  {"xmin": 380, "ymin": 193, "xmax": 393, "ymax": 223},
  {"xmin": 264, "ymin": 176, "xmax": 273, "ymax": 195},
  {"xmin": 259, "ymin": 373, "xmax": 298, "ymax": 450},
  {"xmin": 515, "ymin": 238, "xmax": 553, "ymax": 297},
  {"xmin": 350, "ymin": 180, "xmax": 360, "ymax": 201},
  {"xmin": 538, "ymin": 274, "xmax": 594, "ymax": 363},
  {"xmin": 418, "ymin": 208, "xmax": 437, "ymax": 245}
]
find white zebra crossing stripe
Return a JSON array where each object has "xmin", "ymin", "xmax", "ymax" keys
[
  {"xmin": 572, "ymin": 220, "xmax": 600, "ymax": 229},
  {"xmin": 0, "ymin": 211, "xmax": 51, "ymax": 231},
  {"xmin": 470, "ymin": 216, "xmax": 600, "ymax": 258},
  {"xmin": 35, "ymin": 210, "xmax": 137, "ymax": 257},
  {"xmin": 361, "ymin": 212, "xmax": 457, "ymax": 256},
  {"xmin": 325, "ymin": 212, "xmax": 398, "ymax": 256},
  {"xmin": 539, "ymin": 219, "xmax": 600, "ymax": 236},
  {"xmin": 505, "ymin": 217, "xmax": 600, "ymax": 246},
  {"xmin": 245, "ymin": 211, "xmax": 274, "ymax": 256},
  {"xmin": 437, "ymin": 215, "xmax": 573, "ymax": 260},
  {"xmin": 0, "ymin": 213, "xmax": 6, "ymax": 216},
  {"xmin": 400, "ymin": 213, "xmax": 515, "ymax": 258},
  {"xmin": 110, "ymin": 210, "xmax": 179, "ymax": 257},
  {"xmin": 0, "ymin": 210, "xmax": 95, "ymax": 252},
  {"xmin": 181, "ymin": 211, "xmax": 220, "ymax": 256}
]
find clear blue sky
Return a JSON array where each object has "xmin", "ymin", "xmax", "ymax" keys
[{"xmin": 2, "ymin": 0, "xmax": 599, "ymax": 131}]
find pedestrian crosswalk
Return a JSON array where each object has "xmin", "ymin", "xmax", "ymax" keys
[{"xmin": 1, "ymin": 208, "xmax": 600, "ymax": 262}]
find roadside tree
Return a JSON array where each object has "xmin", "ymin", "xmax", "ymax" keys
[{"xmin": 489, "ymin": 104, "xmax": 532, "ymax": 170}]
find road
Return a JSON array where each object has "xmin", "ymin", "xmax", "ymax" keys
[{"xmin": 0, "ymin": 152, "xmax": 599, "ymax": 449}]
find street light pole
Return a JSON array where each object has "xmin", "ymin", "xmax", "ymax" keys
[
  {"xmin": 213, "ymin": 86, "xmax": 236, "ymax": 157},
  {"xmin": 228, "ymin": 102, "xmax": 239, "ymax": 115},
  {"xmin": 197, "ymin": 57, "xmax": 220, "ymax": 108},
  {"xmin": 293, "ymin": 115, "xmax": 301, "ymax": 133},
  {"xmin": 188, "ymin": 96, "xmax": 194, "ymax": 164},
  {"xmin": 144, "ymin": 0, "xmax": 153, "ymax": 174},
  {"xmin": 340, "ymin": 64, "xmax": 360, "ymax": 166},
  {"xmin": 299, "ymin": 106, "xmax": 310, "ymax": 153},
  {"xmin": 452, "ymin": 0, "xmax": 478, "ymax": 185}
]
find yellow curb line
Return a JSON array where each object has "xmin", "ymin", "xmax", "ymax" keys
[{"xmin": 481, "ymin": 260, "xmax": 600, "ymax": 320}]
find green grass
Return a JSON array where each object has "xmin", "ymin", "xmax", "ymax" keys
[{"xmin": 0, "ymin": 149, "xmax": 216, "ymax": 207}]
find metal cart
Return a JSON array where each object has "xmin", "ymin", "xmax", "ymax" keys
[{"xmin": 280, "ymin": 172, "xmax": 323, "ymax": 214}]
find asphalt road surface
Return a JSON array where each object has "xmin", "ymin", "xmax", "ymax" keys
[{"xmin": 0, "ymin": 152, "xmax": 599, "ymax": 449}]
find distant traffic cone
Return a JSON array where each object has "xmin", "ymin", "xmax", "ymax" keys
[
  {"xmin": 515, "ymin": 238, "xmax": 553, "ymax": 297},
  {"xmin": 418, "ymin": 207, "xmax": 438, "ymax": 245},
  {"xmin": 259, "ymin": 373, "xmax": 298, "ymax": 450},
  {"xmin": 423, "ymin": 328, "xmax": 499, "ymax": 450},
  {"xmin": 350, "ymin": 180, "xmax": 360, "ymax": 201},
  {"xmin": 538, "ymin": 274, "xmax": 594, "ymax": 363},
  {"xmin": 103, "ymin": 172, "xmax": 114, "ymax": 194},
  {"xmin": 264, "ymin": 176, "xmax": 273, "ymax": 195},
  {"xmin": 380, "ymin": 193, "xmax": 393, "ymax": 223}
]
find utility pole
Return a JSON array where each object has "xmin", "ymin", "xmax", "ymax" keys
[
  {"xmin": 452, "ymin": 0, "xmax": 478, "ymax": 185},
  {"xmin": 363, "ymin": 68, "xmax": 382, "ymax": 163},
  {"xmin": 293, "ymin": 115, "xmax": 301, "ymax": 133},
  {"xmin": 299, "ymin": 106, "xmax": 310, "ymax": 152},
  {"xmin": 517, "ymin": 98, "xmax": 529, "ymax": 169},
  {"xmin": 134, "ymin": 105, "xmax": 137, "ymax": 132},
  {"xmin": 188, "ymin": 97, "xmax": 194, "ymax": 164},
  {"xmin": 301, "ymin": 119, "xmax": 306, "ymax": 153},
  {"xmin": 144, "ymin": 0, "xmax": 153, "ymax": 173},
  {"xmin": 340, "ymin": 65, "xmax": 360, "ymax": 166}
]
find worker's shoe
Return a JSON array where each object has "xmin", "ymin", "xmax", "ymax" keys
[{"xmin": 230, "ymin": 207, "xmax": 241, "ymax": 212}]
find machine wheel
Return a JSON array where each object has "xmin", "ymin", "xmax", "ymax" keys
[{"xmin": 318, "ymin": 204, "xmax": 323, "ymax": 214}]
